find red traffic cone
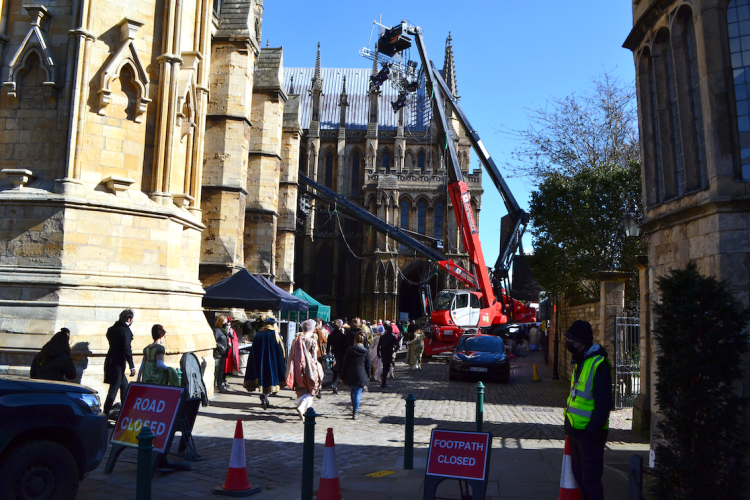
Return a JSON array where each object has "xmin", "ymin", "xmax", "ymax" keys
[
  {"xmin": 317, "ymin": 428, "xmax": 343, "ymax": 500},
  {"xmin": 213, "ymin": 419, "xmax": 261, "ymax": 497},
  {"xmin": 558, "ymin": 436, "xmax": 581, "ymax": 500}
]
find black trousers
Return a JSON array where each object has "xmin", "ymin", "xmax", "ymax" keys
[
  {"xmin": 104, "ymin": 368, "xmax": 129, "ymax": 416},
  {"xmin": 381, "ymin": 358, "xmax": 392, "ymax": 385},
  {"xmin": 331, "ymin": 367, "xmax": 341, "ymax": 389},
  {"xmin": 215, "ymin": 355, "xmax": 227, "ymax": 387},
  {"xmin": 568, "ymin": 430, "xmax": 607, "ymax": 500}
]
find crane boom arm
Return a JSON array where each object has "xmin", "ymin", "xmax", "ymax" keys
[{"xmin": 298, "ymin": 172, "xmax": 479, "ymax": 289}]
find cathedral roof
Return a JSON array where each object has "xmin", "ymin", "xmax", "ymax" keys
[{"xmin": 284, "ymin": 67, "xmax": 432, "ymax": 132}]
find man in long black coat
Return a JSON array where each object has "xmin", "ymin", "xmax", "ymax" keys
[
  {"xmin": 103, "ymin": 309, "xmax": 136, "ymax": 416},
  {"xmin": 377, "ymin": 325, "xmax": 398, "ymax": 388},
  {"xmin": 327, "ymin": 320, "xmax": 348, "ymax": 394}
]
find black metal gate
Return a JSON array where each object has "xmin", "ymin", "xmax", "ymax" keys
[{"xmin": 614, "ymin": 312, "xmax": 640, "ymax": 408}]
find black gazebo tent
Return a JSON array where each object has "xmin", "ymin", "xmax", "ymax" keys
[{"xmin": 202, "ymin": 269, "xmax": 306, "ymax": 312}]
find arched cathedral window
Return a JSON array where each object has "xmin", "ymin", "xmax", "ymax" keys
[
  {"xmin": 649, "ymin": 52, "xmax": 665, "ymax": 203},
  {"xmin": 417, "ymin": 201, "xmax": 426, "ymax": 235},
  {"xmin": 434, "ymin": 202, "xmax": 444, "ymax": 240},
  {"xmin": 382, "ymin": 152, "xmax": 391, "ymax": 174},
  {"xmin": 684, "ymin": 13, "xmax": 707, "ymax": 187},
  {"xmin": 351, "ymin": 152, "xmax": 360, "ymax": 196},
  {"xmin": 728, "ymin": 0, "xmax": 750, "ymax": 179},
  {"xmin": 418, "ymin": 152, "xmax": 425, "ymax": 174},
  {"xmin": 400, "ymin": 200, "xmax": 410, "ymax": 251},
  {"xmin": 325, "ymin": 152, "xmax": 333, "ymax": 188},
  {"xmin": 665, "ymin": 36, "xmax": 685, "ymax": 196}
]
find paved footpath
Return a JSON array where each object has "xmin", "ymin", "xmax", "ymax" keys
[{"xmin": 77, "ymin": 349, "xmax": 649, "ymax": 499}]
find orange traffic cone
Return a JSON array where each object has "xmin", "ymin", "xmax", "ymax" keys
[
  {"xmin": 213, "ymin": 419, "xmax": 261, "ymax": 497},
  {"xmin": 558, "ymin": 436, "xmax": 581, "ymax": 500},
  {"xmin": 317, "ymin": 428, "xmax": 343, "ymax": 500}
]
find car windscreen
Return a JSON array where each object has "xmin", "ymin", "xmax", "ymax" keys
[
  {"xmin": 460, "ymin": 336, "xmax": 504, "ymax": 353},
  {"xmin": 434, "ymin": 291, "xmax": 455, "ymax": 311}
]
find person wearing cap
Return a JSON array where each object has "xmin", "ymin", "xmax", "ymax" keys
[
  {"xmin": 563, "ymin": 320, "xmax": 612, "ymax": 500},
  {"xmin": 244, "ymin": 317, "xmax": 286, "ymax": 410}
]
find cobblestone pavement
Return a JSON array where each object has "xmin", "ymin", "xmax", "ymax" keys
[{"xmin": 77, "ymin": 349, "xmax": 648, "ymax": 499}]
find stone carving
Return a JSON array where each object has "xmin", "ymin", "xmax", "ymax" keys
[
  {"xmin": 97, "ymin": 18, "xmax": 151, "ymax": 122},
  {"xmin": 2, "ymin": 169, "xmax": 35, "ymax": 189},
  {"xmin": 176, "ymin": 51, "xmax": 201, "ymax": 140},
  {"xmin": 3, "ymin": 6, "xmax": 59, "ymax": 108}
]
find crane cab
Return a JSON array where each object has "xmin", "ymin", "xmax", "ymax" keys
[{"xmin": 433, "ymin": 289, "xmax": 482, "ymax": 327}]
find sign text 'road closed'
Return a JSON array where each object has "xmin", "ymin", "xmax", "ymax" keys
[
  {"xmin": 426, "ymin": 430, "xmax": 491, "ymax": 481},
  {"xmin": 110, "ymin": 383, "xmax": 184, "ymax": 452}
]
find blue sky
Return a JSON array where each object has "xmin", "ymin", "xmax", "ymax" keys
[{"xmin": 262, "ymin": 1, "xmax": 637, "ymax": 265}]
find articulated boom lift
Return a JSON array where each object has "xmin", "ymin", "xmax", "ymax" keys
[{"xmin": 299, "ymin": 21, "xmax": 535, "ymax": 355}]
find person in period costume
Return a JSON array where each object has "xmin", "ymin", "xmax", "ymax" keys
[
  {"xmin": 369, "ymin": 327, "xmax": 383, "ymax": 381},
  {"xmin": 285, "ymin": 319, "xmax": 323, "ymax": 420},
  {"xmin": 244, "ymin": 317, "xmax": 287, "ymax": 409},
  {"xmin": 326, "ymin": 319, "xmax": 348, "ymax": 395},
  {"xmin": 378, "ymin": 324, "xmax": 398, "ymax": 387},
  {"xmin": 406, "ymin": 328, "xmax": 425, "ymax": 370},
  {"xmin": 213, "ymin": 315, "xmax": 230, "ymax": 392},
  {"xmin": 339, "ymin": 331, "xmax": 372, "ymax": 420},
  {"xmin": 139, "ymin": 324, "xmax": 180, "ymax": 386},
  {"xmin": 224, "ymin": 317, "xmax": 240, "ymax": 376},
  {"xmin": 30, "ymin": 328, "xmax": 77, "ymax": 382},
  {"xmin": 103, "ymin": 309, "xmax": 136, "ymax": 416}
]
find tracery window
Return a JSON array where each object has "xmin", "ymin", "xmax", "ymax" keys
[
  {"xmin": 434, "ymin": 202, "xmax": 444, "ymax": 240},
  {"xmin": 400, "ymin": 200, "xmax": 410, "ymax": 251},
  {"xmin": 685, "ymin": 15, "xmax": 707, "ymax": 187},
  {"xmin": 417, "ymin": 201, "xmax": 426, "ymax": 235},
  {"xmin": 666, "ymin": 42, "xmax": 685, "ymax": 196},
  {"xmin": 382, "ymin": 152, "xmax": 391, "ymax": 174},
  {"xmin": 650, "ymin": 51, "xmax": 665, "ymax": 203},
  {"xmin": 351, "ymin": 152, "xmax": 360, "ymax": 196},
  {"xmin": 325, "ymin": 152, "xmax": 333, "ymax": 188},
  {"xmin": 728, "ymin": 0, "xmax": 750, "ymax": 179},
  {"xmin": 418, "ymin": 152, "xmax": 425, "ymax": 174}
]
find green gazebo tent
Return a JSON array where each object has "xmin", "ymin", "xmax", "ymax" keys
[{"xmin": 282, "ymin": 288, "xmax": 331, "ymax": 322}]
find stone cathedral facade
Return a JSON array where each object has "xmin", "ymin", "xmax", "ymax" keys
[
  {"xmin": 290, "ymin": 35, "xmax": 483, "ymax": 322},
  {"xmin": 0, "ymin": 0, "xmax": 303, "ymax": 394}
]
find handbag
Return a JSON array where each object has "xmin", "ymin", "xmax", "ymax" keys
[
  {"xmin": 213, "ymin": 343, "xmax": 227, "ymax": 360},
  {"xmin": 321, "ymin": 353, "xmax": 335, "ymax": 370}
]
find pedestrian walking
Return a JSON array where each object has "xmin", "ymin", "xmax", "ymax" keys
[
  {"xmin": 213, "ymin": 315, "xmax": 230, "ymax": 393},
  {"xmin": 529, "ymin": 323, "xmax": 541, "ymax": 351},
  {"xmin": 244, "ymin": 317, "xmax": 286, "ymax": 409},
  {"xmin": 285, "ymin": 319, "xmax": 323, "ymax": 420},
  {"xmin": 30, "ymin": 328, "xmax": 77, "ymax": 382},
  {"xmin": 138, "ymin": 325, "xmax": 180, "ymax": 386},
  {"xmin": 406, "ymin": 328, "xmax": 424, "ymax": 370},
  {"xmin": 377, "ymin": 324, "xmax": 398, "ymax": 387},
  {"xmin": 327, "ymin": 319, "xmax": 348, "ymax": 395},
  {"xmin": 369, "ymin": 326, "xmax": 383, "ymax": 381},
  {"xmin": 563, "ymin": 320, "xmax": 613, "ymax": 500},
  {"xmin": 103, "ymin": 310, "xmax": 136, "ymax": 416},
  {"xmin": 390, "ymin": 320, "xmax": 402, "ymax": 351},
  {"xmin": 339, "ymin": 331, "xmax": 372, "ymax": 420}
]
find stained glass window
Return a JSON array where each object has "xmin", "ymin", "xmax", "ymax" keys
[
  {"xmin": 418, "ymin": 201, "xmax": 426, "ymax": 235},
  {"xmin": 418, "ymin": 152, "xmax": 425, "ymax": 174},
  {"xmin": 666, "ymin": 42, "xmax": 685, "ymax": 196},
  {"xmin": 382, "ymin": 152, "xmax": 391, "ymax": 174},
  {"xmin": 400, "ymin": 201, "xmax": 410, "ymax": 251},
  {"xmin": 325, "ymin": 152, "xmax": 333, "ymax": 188},
  {"xmin": 434, "ymin": 202, "xmax": 444, "ymax": 240},
  {"xmin": 650, "ymin": 57, "xmax": 664, "ymax": 203},
  {"xmin": 728, "ymin": 0, "xmax": 750, "ymax": 179}
]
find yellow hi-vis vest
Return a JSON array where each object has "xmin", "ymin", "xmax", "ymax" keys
[{"xmin": 564, "ymin": 355, "xmax": 610, "ymax": 430}]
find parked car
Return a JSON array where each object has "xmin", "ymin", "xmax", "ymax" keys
[
  {"xmin": 448, "ymin": 334, "xmax": 510, "ymax": 383},
  {"xmin": 0, "ymin": 375, "xmax": 109, "ymax": 500}
]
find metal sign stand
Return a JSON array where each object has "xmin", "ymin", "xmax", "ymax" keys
[{"xmin": 104, "ymin": 386, "xmax": 192, "ymax": 476}]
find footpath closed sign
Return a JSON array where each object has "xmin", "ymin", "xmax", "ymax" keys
[
  {"xmin": 426, "ymin": 429, "xmax": 491, "ymax": 481},
  {"xmin": 111, "ymin": 383, "xmax": 184, "ymax": 453}
]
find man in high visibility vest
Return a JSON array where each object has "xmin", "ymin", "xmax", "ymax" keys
[{"xmin": 563, "ymin": 320, "xmax": 612, "ymax": 500}]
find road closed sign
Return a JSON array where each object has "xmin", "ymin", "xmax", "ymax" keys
[
  {"xmin": 111, "ymin": 383, "xmax": 184, "ymax": 452},
  {"xmin": 426, "ymin": 430, "xmax": 492, "ymax": 481}
]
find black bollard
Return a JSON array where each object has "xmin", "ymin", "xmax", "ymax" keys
[
  {"xmin": 136, "ymin": 426, "xmax": 155, "ymax": 500},
  {"xmin": 475, "ymin": 382, "xmax": 484, "ymax": 432},
  {"xmin": 628, "ymin": 454, "xmax": 643, "ymax": 500},
  {"xmin": 301, "ymin": 407, "xmax": 317, "ymax": 500},
  {"xmin": 404, "ymin": 393, "xmax": 416, "ymax": 470}
]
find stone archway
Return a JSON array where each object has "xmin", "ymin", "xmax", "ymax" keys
[{"xmin": 397, "ymin": 260, "xmax": 439, "ymax": 321}]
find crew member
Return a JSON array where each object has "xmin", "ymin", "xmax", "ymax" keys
[{"xmin": 563, "ymin": 320, "xmax": 612, "ymax": 500}]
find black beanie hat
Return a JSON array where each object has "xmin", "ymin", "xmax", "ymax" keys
[{"xmin": 566, "ymin": 320, "xmax": 593, "ymax": 344}]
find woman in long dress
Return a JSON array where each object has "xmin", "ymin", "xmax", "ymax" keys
[
  {"xmin": 406, "ymin": 330, "xmax": 425, "ymax": 370},
  {"xmin": 369, "ymin": 330, "xmax": 383, "ymax": 381},
  {"xmin": 285, "ymin": 319, "xmax": 323, "ymax": 420},
  {"xmin": 140, "ymin": 324, "xmax": 180, "ymax": 386}
]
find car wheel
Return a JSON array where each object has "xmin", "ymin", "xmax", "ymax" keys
[
  {"xmin": 499, "ymin": 372, "xmax": 510, "ymax": 384},
  {"xmin": 0, "ymin": 440, "xmax": 79, "ymax": 500}
]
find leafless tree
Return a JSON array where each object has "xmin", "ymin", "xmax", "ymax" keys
[{"xmin": 503, "ymin": 71, "xmax": 640, "ymax": 182}]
